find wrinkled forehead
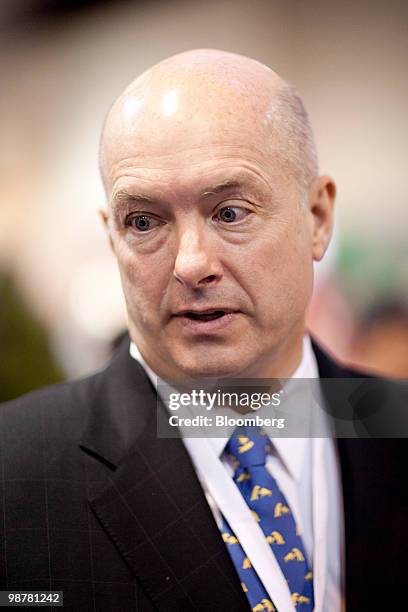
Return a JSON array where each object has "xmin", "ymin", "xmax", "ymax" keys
[{"xmin": 101, "ymin": 58, "xmax": 283, "ymax": 192}]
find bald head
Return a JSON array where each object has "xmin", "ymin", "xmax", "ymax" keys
[{"xmin": 99, "ymin": 49, "xmax": 318, "ymax": 198}]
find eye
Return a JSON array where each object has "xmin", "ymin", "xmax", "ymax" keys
[
  {"xmin": 127, "ymin": 214, "xmax": 161, "ymax": 232},
  {"xmin": 215, "ymin": 206, "xmax": 250, "ymax": 224}
]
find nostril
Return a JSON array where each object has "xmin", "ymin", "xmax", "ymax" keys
[{"xmin": 200, "ymin": 275, "xmax": 217, "ymax": 284}]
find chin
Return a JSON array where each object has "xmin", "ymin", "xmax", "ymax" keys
[{"xmin": 173, "ymin": 349, "xmax": 249, "ymax": 379}]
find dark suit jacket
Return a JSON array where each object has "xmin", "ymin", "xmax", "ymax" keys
[{"xmin": 0, "ymin": 337, "xmax": 406, "ymax": 611}]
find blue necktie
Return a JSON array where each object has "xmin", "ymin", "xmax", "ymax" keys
[{"xmin": 220, "ymin": 426, "xmax": 314, "ymax": 611}]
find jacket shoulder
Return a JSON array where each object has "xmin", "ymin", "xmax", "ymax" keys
[
  {"xmin": 1, "ymin": 373, "xmax": 96, "ymax": 415},
  {"xmin": 0, "ymin": 371, "xmax": 104, "ymax": 452}
]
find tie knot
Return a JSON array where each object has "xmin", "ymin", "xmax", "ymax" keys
[{"xmin": 225, "ymin": 425, "xmax": 269, "ymax": 468}]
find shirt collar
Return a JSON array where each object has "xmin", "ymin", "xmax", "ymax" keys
[{"xmin": 129, "ymin": 335, "xmax": 319, "ymax": 481}]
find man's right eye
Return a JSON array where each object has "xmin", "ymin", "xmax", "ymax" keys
[{"xmin": 127, "ymin": 215, "xmax": 161, "ymax": 232}]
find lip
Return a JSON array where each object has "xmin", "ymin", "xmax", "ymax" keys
[
  {"xmin": 174, "ymin": 308, "xmax": 237, "ymax": 316},
  {"xmin": 173, "ymin": 311, "xmax": 240, "ymax": 333}
]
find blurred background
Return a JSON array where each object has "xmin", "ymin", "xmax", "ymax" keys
[{"xmin": 1, "ymin": 0, "xmax": 407, "ymax": 401}]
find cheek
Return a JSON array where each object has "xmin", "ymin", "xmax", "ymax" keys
[
  {"xmin": 240, "ymin": 227, "xmax": 313, "ymax": 320},
  {"xmin": 275, "ymin": 237, "xmax": 313, "ymax": 319},
  {"xmin": 115, "ymin": 243, "xmax": 170, "ymax": 325}
]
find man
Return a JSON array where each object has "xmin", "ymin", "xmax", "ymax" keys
[{"xmin": 0, "ymin": 49, "xmax": 406, "ymax": 611}]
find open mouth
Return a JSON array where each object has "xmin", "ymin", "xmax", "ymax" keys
[{"xmin": 184, "ymin": 310, "xmax": 226, "ymax": 321}]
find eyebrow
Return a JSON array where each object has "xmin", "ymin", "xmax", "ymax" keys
[
  {"xmin": 199, "ymin": 173, "xmax": 269, "ymax": 201},
  {"xmin": 110, "ymin": 189, "xmax": 156, "ymax": 208},
  {"xmin": 200, "ymin": 179, "xmax": 245, "ymax": 198}
]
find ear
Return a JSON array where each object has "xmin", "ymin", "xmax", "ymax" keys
[
  {"xmin": 99, "ymin": 208, "xmax": 115, "ymax": 253},
  {"xmin": 308, "ymin": 175, "xmax": 336, "ymax": 261}
]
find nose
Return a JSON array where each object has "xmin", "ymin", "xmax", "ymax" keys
[{"xmin": 173, "ymin": 224, "xmax": 222, "ymax": 288}]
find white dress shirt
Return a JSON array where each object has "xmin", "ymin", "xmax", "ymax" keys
[{"xmin": 129, "ymin": 336, "xmax": 345, "ymax": 611}]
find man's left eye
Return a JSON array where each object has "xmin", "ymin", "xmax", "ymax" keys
[{"xmin": 215, "ymin": 206, "xmax": 249, "ymax": 223}]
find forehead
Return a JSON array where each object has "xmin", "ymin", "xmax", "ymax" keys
[
  {"xmin": 102, "ymin": 77, "xmax": 286, "ymax": 194},
  {"xmin": 105, "ymin": 119, "xmax": 287, "ymax": 204}
]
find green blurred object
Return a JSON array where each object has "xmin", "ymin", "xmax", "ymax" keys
[
  {"xmin": 0, "ymin": 273, "xmax": 65, "ymax": 402},
  {"xmin": 336, "ymin": 234, "xmax": 407, "ymax": 314}
]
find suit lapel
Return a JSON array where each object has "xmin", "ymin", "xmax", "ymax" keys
[
  {"xmin": 312, "ymin": 341, "xmax": 365, "ymax": 602},
  {"xmin": 79, "ymin": 338, "xmax": 249, "ymax": 611},
  {"xmin": 312, "ymin": 340, "xmax": 402, "ymax": 608}
]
